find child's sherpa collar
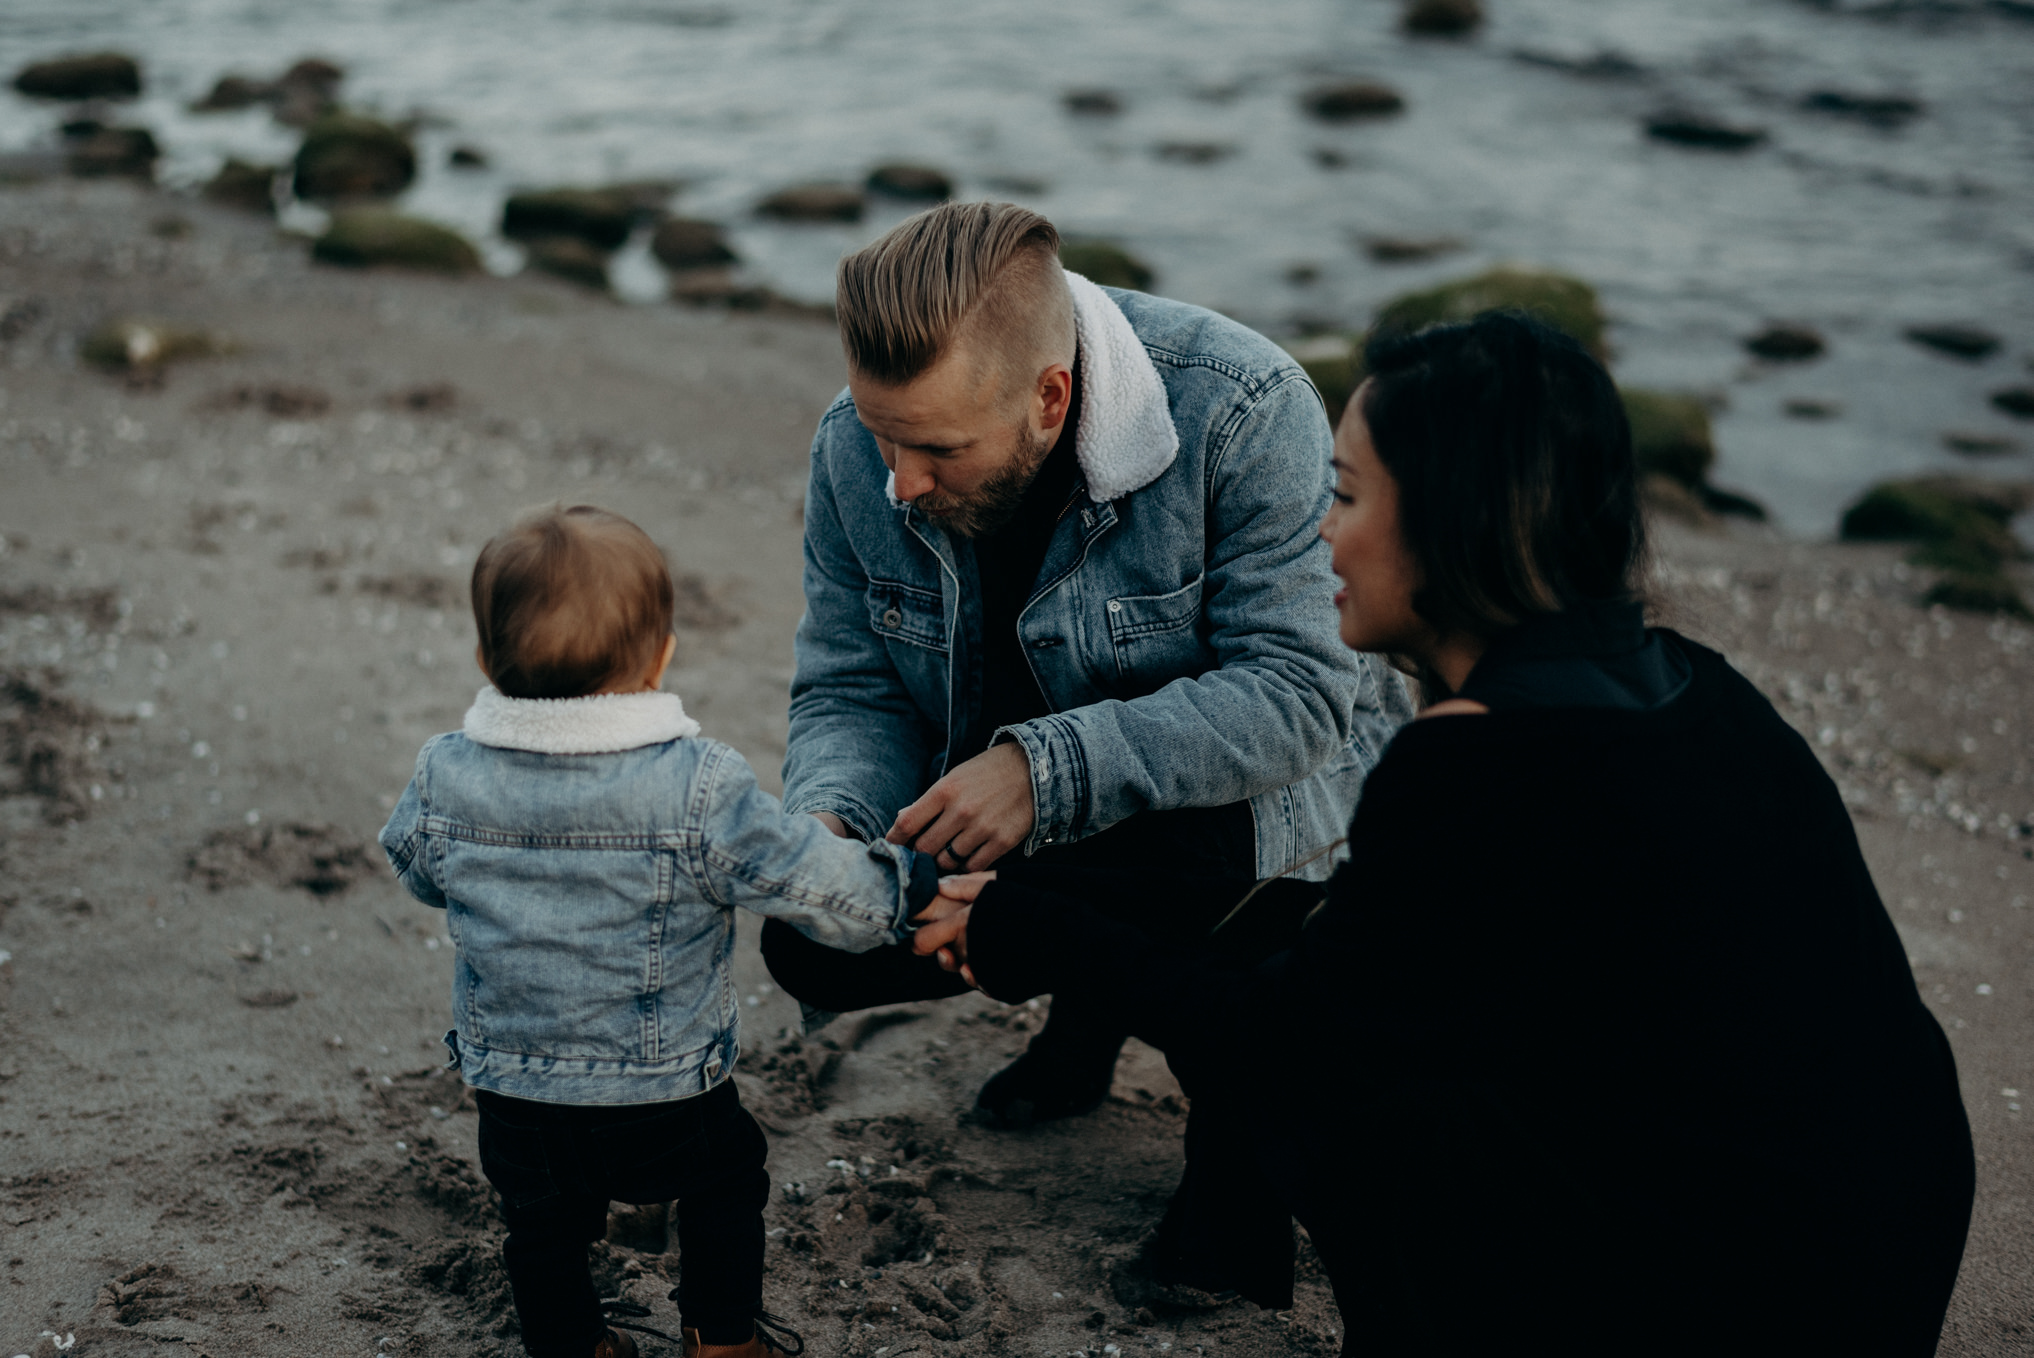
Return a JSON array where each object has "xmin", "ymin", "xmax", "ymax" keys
[
  {"xmin": 885, "ymin": 266, "xmax": 1180, "ymax": 508},
  {"xmin": 462, "ymin": 686, "xmax": 701, "ymax": 754}
]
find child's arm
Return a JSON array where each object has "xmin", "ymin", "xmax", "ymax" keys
[
  {"xmin": 378, "ymin": 749, "xmax": 448, "ymax": 910},
  {"xmin": 691, "ymin": 742, "xmax": 937, "ymax": 951}
]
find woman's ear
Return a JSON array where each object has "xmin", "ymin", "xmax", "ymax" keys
[{"xmin": 474, "ymin": 644, "xmax": 490, "ymax": 682}]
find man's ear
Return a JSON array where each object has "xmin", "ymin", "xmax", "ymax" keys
[{"xmin": 1036, "ymin": 362, "xmax": 1075, "ymax": 432}]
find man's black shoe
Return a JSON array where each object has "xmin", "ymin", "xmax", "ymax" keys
[{"xmin": 973, "ymin": 1037, "xmax": 1123, "ymax": 1125}]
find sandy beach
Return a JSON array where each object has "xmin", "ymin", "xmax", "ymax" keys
[{"xmin": 1, "ymin": 179, "xmax": 2029, "ymax": 1357}]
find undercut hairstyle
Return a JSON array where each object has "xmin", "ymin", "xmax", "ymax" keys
[
  {"xmin": 836, "ymin": 201, "xmax": 1076, "ymax": 395},
  {"xmin": 470, "ymin": 505, "xmax": 675, "ymax": 700},
  {"xmin": 1361, "ymin": 311, "xmax": 1645, "ymax": 641}
]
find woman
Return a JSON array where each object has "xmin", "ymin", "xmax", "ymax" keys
[{"xmin": 915, "ymin": 313, "xmax": 1975, "ymax": 1354}]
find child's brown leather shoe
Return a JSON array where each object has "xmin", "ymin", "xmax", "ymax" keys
[{"xmin": 592, "ymin": 1327, "xmax": 640, "ymax": 1358}]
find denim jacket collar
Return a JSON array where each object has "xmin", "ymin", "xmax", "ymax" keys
[
  {"xmin": 462, "ymin": 685, "xmax": 701, "ymax": 753},
  {"xmin": 883, "ymin": 268, "xmax": 1180, "ymax": 510}
]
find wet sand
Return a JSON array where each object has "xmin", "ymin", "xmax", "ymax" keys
[{"xmin": 1, "ymin": 179, "xmax": 2028, "ymax": 1357}]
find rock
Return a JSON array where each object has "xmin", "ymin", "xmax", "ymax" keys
[
  {"xmin": 1301, "ymin": 82, "xmax": 1406, "ymax": 122},
  {"xmin": 191, "ymin": 74, "xmax": 270, "ymax": 112},
  {"xmin": 1639, "ymin": 473, "xmax": 1713, "ymax": 527},
  {"xmin": 1285, "ymin": 263, "xmax": 1322, "ymax": 286},
  {"xmin": 1153, "ymin": 141, "xmax": 1235, "ymax": 165},
  {"xmin": 1062, "ymin": 89, "xmax": 1123, "ymax": 116},
  {"xmin": 292, "ymin": 113, "xmax": 416, "ymax": 201},
  {"xmin": 1923, "ymin": 573, "xmax": 2031, "ymax": 620},
  {"xmin": 1700, "ymin": 484, "xmax": 1768, "ymax": 521},
  {"xmin": 1372, "ymin": 266, "xmax": 1607, "ymax": 359},
  {"xmin": 756, "ymin": 184, "xmax": 865, "ymax": 222},
  {"xmin": 1404, "ymin": 0, "xmax": 1484, "ymax": 35},
  {"xmin": 1288, "ymin": 336, "xmax": 1362, "ymax": 428},
  {"xmin": 866, "ymin": 164, "xmax": 953, "ymax": 200},
  {"xmin": 650, "ymin": 217, "xmax": 738, "ymax": 271},
  {"xmin": 79, "ymin": 319, "xmax": 224, "ymax": 371},
  {"xmin": 13, "ymin": 53, "xmax": 140, "ymax": 101},
  {"xmin": 1744, "ymin": 323, "xmax": 1826, "ymax": 361},
  {"xmin": 1645, "ymin": 113, "xmax": 1767, "ymax": 150},
  {"xmin": 1512, "ymin": 48, "xmax": 1644, "ymax": 79},
  {"xmin": 1621, "ymin": 389, "xmax": 1715, "ymax": 489},
  {"xmin": 1363, "ymin": 235, "xmax": 1464, "ymax": 263},
  {"xmin": 1989, "ymin": 386, "xmax": 2034, "ymax": 418},
  {"xmin": 448, "ymin": 144, "xmax": 488, "ymax": 169},
  {"xmin": 1058, "ymin": 240, "xmax": 1155, "ymax": 292},
  {"xmin": 1802, "ymin": 90, "xmax": 1923, "ymax": 126},
  {"xmin": 1784, "ymin": 398, "xmax": 1841, "ymax": 420},
  {"xmin": 1942, "ymin": 431, "xmax": 2020, "ymax": 457},
  {"xmin": 502, "ymin": 188, "xmax": 635, "ymax": 250},
  {"xmin": 64, "ymin": 126, "xmax": 159, "ymax": 179},
  {"xmin": 312, "ymin": 208, "xmax": 480, "ymax": 273},
  {"xmin": 1904, "ymin": 323, "xmax": 2000, "ymax": 360},
  {"xmin": 269, "ymin": 58, "xmax": 344, "ymax": 127},
  {"xmin": 523, "ymin": 236, "xmax": 611, "ymax": 291},
  {"xmin": 668, "ymin": 271, "xmax": 831, "ymax": 319},
  {"xmin": 202, "ymin": 159, "xmax": 278, "ymax": 215},
  {"xmin": 1311, "ymin": 147, "xmax": 1352, "ymax": 169},
  {"xmin": 1840, "ymin": 475, "xmax": 2032, "ymax": 576}
]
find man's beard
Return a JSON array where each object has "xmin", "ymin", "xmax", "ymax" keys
[{"xmin": 913, "ymin": 421, "xmax": 1056, "ymax": 539}]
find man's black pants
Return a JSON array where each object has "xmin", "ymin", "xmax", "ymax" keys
[
  {"xmin": 474, "ymin": 1079, "xmax": 768, "ymax": 1356},
  {"xmin": 761, "ymin": 856, "xmax": 1325, "ymax": 1309}
]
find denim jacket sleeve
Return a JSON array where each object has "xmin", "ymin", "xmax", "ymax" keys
[
  {"xmin": 780, "ymin": 404, "xmax": 938, "ymax": 841},
  {"xmin": 693, "ymin": 741, "xmax": 937, "ymax": 952},
  {"xmin": 995, "ymin": 372, "xmax": 1375, "ymax": 849},
  {"xmin": 378, "ymin": 743, "xmax": 447, "ymax": 910}
]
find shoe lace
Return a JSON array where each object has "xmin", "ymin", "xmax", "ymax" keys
[
  {"xmin": 752, "ymin": 1310, "xmax": 805, "ymax": 1356},
  {"xmin": 600, "ymin": 1298, "xmax": 678, "ymax": 1346}
]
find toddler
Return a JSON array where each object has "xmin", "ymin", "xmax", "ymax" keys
[{"xmin": 379, "ymin": 505, "xmax": 936, "ymax": 1358}]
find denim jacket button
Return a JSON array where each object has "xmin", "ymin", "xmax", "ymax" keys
[
  {"xmin": 881, "ymin": 608, "xmax": 902, "ymax": 629},
  {"xmin": 1106, "ymin": 600, "xmax": 1122, "ymax": 613}
]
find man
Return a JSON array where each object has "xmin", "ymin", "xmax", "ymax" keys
[{"xmin": 766, "ymin": 201, "xmax": 1410, "ymax": 1123}]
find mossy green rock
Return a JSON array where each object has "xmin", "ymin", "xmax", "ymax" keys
[
  {"xmin": 1923, "ymin": 572, "xmax": 2031, "ymax": 619},
  {"xmin": 1059, "ymin": 240, "xmax": 1155, "ymax": 292},
  {"xmin": 292, "ymin": 114, "xmax": 416, "ymax": 200},
  {"xmin": 1840, "ymin": 476, "xmax": 2030, "ymax": 574},
  {"xmin": 312, "ymin": 208, "xmax": 480, "ymax": 274},
  {"xmin": 1621, "ymin": 388, "xmax": 1715, "ymax": 489},
  {"xmin": 502, "ymin": 188, "xmax": 635, "ymax": 251},
  {"xmin": 1372, "ymin": 266, "xmax": 1607, "ymax": 359}
]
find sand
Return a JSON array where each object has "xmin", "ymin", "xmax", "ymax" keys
[{"xmin": 0, "ymin": 178, "xmax": 2028, "ymax": 1358}]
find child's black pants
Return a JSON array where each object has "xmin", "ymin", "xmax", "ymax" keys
[{"xmin": 473, "ymin": 1078, "xmax": 768, "ymax": 1356}]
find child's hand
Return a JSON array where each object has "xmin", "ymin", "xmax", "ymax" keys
[{"xmin": 934, "ymin": 871, "xmax": 997, "ymax": 904}]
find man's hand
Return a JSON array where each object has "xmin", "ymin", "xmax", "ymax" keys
[
  {"xmin": 811, "ymin": 811, "xmax": 854, "ymax": 839},
  {"xmin": 887, "ymin": 743, "xmax": 1035, "ymax": 872}
]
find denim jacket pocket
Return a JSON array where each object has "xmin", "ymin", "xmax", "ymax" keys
[
  {"xmin": 866, "ymin": 578, "xmax": 948, "ymax": 655},
  {"xmin": 1105, "ymin": 573, "xmax": 1206, "ymax": 684}
]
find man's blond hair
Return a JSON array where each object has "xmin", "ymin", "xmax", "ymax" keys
[{"xmin": 836, "ymin": 201, "xmax": 1075, "ymax": 394}]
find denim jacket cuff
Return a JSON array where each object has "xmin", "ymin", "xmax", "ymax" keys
[
  {"xmin": 787, "ymin": 793, "xmax": 883, "ymax": 844},
  {"xmin": 993, "ymin": 717, "xmax": 1085, "ymax": 856}
]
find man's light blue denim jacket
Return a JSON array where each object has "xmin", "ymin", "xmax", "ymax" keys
[
  {"xmin": 784, "ymin": 273, "xmax": 1415, "ymax": 881},
  {"xmin": 379, "ymin": 687, "xmax": 937, "ymax": 1105}
]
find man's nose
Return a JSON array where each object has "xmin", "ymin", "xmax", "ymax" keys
[{"xmin": 891, "ymin": 451, "xmax": 939, "ymax": 502}]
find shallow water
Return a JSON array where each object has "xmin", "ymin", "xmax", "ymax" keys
[{"xmin": 3, "ymin": 0, "xmax": 2032, "ymax": 532}]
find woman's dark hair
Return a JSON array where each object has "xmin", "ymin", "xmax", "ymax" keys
[{"xmin": 1360, "ymin": 310, "xmax": 1644, "ymax": 641}]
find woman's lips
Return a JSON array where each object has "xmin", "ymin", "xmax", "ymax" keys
[{"xmin": 1334, "ymin": 588, "xmax": 1348, "ymax": 605}]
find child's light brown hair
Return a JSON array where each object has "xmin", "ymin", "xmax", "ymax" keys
[{"xmin": 470, "ymin": 505, "xmax": 674, "ymax": 700}]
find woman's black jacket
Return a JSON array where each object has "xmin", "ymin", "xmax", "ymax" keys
[{"xmin": 966, "ymin": 634, "xmax": 1974, "ymax": 1355}]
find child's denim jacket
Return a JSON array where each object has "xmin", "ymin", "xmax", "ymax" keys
[{"xmin": 379, "ymin": 686, "xmax": 936, "ymax": 1105}]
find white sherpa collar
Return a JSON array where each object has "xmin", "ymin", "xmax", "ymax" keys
[
  {"xmin": 462, "ymin": 686, "xmax": 701, "ymax": 754},
  {"xmin": 884, "ymin": 267, "xmax": 1180, "ymax": 510}
]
